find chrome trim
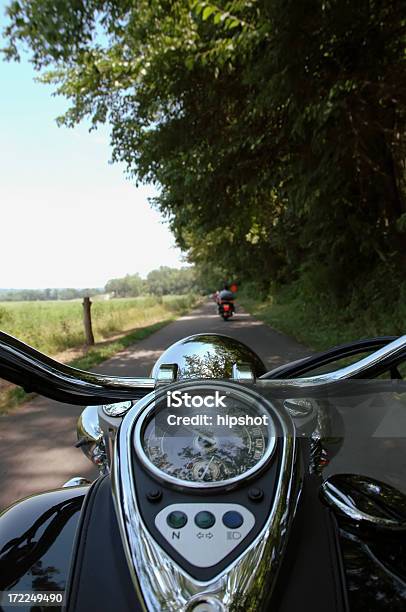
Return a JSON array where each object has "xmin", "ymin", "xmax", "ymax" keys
[
  {"xmin": 254, "ymin": 334, "xmax": 406, "ymax": 391},
  {"xmin": 112, "ymin": 382, "xmax": 301, "ymax": 611},
  {"xmin": 320, "ymin": 475, "xmax": 406, "ymax": 530},
  {"xmin": 292, "ymin": 334, "xmax": 406, "ymax": 384},
  {"xmin": 321, "ymin": 480, "xmax": 374, "ymax": 524},
  {"xmin": 155, "ymin": 363, "xmax": 178, "ymax": 384},
  {"xmin": 77, "ymin": 405, "xmax": 109, "ymax": 475},
  {"xmin": 62, "ymin": 476, "xmax": 91, "ymax": 487},
  {"xmin": 103, "ymin": 400, "xmax": 133, "ymax": 417},
  {"xmin": 231, "ymin": 363, "xmax": 255, "ymax": 383},
  {"xmin": 134, "ymin": 384, "xmax": 277, "ymax": 490},
  {"xmin": 77, "ymin": 405, "xmax": 103, "ymax": 445},
  {"xmin": 185, "ymin": 595, "xmax": 225, "ymax": 611},
  {"xmin": 283, "ymin": 398, "xmax": 314, "ymax": 418}
]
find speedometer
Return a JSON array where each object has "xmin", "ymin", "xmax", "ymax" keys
[{"xmin": 134, "ymin": 384, "xmax": 277, "ymax": 489}]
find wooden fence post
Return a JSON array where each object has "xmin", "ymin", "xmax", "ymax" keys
[{"xmin": 82, "ymin": 296, "xmax": 95, "ymax": 346}]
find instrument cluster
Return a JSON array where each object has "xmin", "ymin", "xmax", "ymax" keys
[{"xmin": 134, "ymin": 384, "xmax": 277, "ymax": 489}]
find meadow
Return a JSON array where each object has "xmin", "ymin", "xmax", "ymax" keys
[{"xmin": 0, "ymin": 295, "xmax": 194, "ymax": 356}]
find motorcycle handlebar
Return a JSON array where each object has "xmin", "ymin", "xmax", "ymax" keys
[
  {"xmin": 0, "ymin": 331, "xmax": 154, "ymax": 405},
  {"xmin": 1, "ymin": 330, "xmax": 406, "ymax": 406}
]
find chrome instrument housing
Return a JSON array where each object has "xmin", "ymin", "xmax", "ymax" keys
[{"xmin": 112, "ymin": 381, "xmax": 301, "ymax": 611}]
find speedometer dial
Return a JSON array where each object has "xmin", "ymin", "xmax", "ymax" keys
[{"xmin": 134, "ymin": 385, "xmax": 277, "ymax": 489}]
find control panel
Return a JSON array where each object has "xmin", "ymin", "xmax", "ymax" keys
[{"xmin": 155, "ymin": 503, "xmax": 255, "ymax": 567}]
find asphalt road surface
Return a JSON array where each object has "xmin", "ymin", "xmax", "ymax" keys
[{"xmin": 0, "ymin": 300, "xmax": 311, "ymax": 510}]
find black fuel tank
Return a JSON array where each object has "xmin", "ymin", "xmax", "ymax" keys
[{"xmin": 0, "ymin": 486, "xmax": 88, "ymax": 609}]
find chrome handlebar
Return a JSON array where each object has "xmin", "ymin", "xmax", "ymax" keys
[
  {"xmin": 0, "ymin": 330, "xmax": 405, "ymax": 405},
  {"xmin": 294, "ymin": 334, "xmax": 406, "ymax": 385}
]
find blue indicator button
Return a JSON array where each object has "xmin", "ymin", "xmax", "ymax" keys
[{"xmin": 222, "ymin": 511, "xmax": 244, "ymax": 529}]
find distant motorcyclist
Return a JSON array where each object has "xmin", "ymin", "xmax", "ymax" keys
[
  {"xmin": 217, "ymin": 282, "xmax": 234, "ymax": 304},
  {"xmin": 216, "ymin": 282, "xmax": 236, "ymax": 320}
]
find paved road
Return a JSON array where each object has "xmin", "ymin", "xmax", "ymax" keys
[{"xmin": 0, "ymin": 301, "xmax": 310, "ymax": 510}]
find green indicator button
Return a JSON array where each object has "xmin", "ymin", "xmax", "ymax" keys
[
  {"xmin": 167, "ymin": 511, "xmax": 188, "ymax": 529},
  {"xmin": 195, "ymin": 511, "xmax": 216, "ymax": 529}
]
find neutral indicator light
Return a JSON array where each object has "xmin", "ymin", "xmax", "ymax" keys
[{"xmin": 167, "ymin": 511, "xmax": 188, "ymax": 529}]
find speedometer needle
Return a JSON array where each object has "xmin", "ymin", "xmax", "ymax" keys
[{"xmin": 200, "ymin": 456, "xmax": 215, "ymax": 480}]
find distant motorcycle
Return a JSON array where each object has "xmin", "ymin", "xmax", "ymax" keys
[{"xmin": 216, "ymin": 288, "xmax": 235, "ymax": 320}]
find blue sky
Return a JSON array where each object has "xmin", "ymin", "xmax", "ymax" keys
[{"xmin": 0, "ymin": 2, "xmax": 184, "ymax": 289}]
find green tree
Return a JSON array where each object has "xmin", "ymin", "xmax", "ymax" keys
[
  {"xmin": 104, "ymin": 267, "xmax": 198, "ymax": 296},
  {"xmin": 105, "ymin": 273, "xmax": 145, "ymax": 297},
  {"xmin": 146, "ymin": 266, "xmax": 198, "ymax": 295},
  {"xmin": 3, "ymin": 0, "xmax": 405, "ymax": 305}
]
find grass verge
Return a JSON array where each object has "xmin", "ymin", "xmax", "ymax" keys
[{"xmin": 240, "ymin": 283, "xmax": 405, "ymax": 352}]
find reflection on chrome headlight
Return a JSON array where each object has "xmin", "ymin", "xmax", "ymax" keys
[{"xmin": 76, "ymin": 405, "xmax": 108, "ymax": 474}]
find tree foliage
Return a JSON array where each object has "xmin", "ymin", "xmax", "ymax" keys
[
  {"xmin": 105, "ymin": 273, "xmax": 145, "ymax": 298},
  {"xmin": 105, "ymin": 267, "xmax": 199, "ymax": 297},
  {"xmin": 0, "ymin": 268, "xmax": 199, "ymax": 300},
  {"xmin": 146, "ymin": 266, "xmax": 198, "ymax": 296},
  {"xmin": 3, "ymin": 0, "xmax": 406, "ymax": 303}
]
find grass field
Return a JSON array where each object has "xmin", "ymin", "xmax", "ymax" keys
[
  {"xmin": 0, "ymin": 295, "xmax": 194, "ymax": 356},
  {"xmin": 0, "ymin": 294, "xmax": 198, "ymax": 413}
]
